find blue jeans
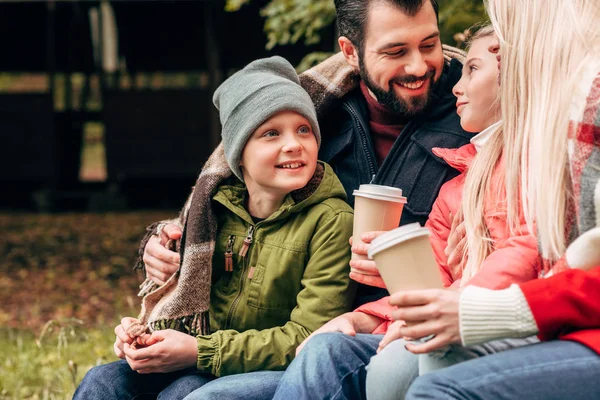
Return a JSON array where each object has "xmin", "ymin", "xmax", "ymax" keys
[
  {"xmin": 183, "ymin": 371, "xmax": 283, "ymax": 400},
  {"xmin": 406, "ymin": 340, "xmax": 600, "ymax": 400},
  {"xmin": 366, "ymin": 336, "xmax": 538, "ymax": 400},
  {"xmin": 272, "ymin": 333, "xmax": 383, "ymax": 400},
  {"xmin": 73, "ymin": 359, "xmax": 215, "ymax": 400}
]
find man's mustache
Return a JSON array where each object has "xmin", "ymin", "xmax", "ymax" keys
[{"xmin": 392, "ymin": 69, "xmax": 436, "ymax": 85}]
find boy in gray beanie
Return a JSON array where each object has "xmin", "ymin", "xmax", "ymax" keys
[
  {"xmin": 76, "ymin": 56, "xmax": 355, "ymax": 400},
  {"xmin": 213, "ymin": 55, "xmax": 322, "ymax": 181}
]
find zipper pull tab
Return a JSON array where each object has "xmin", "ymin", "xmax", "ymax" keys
[
  {"xmin": 224, "ymin": 235, "xmax": 235, "ymax": 272},
  {"xmin": 369, "ymin": 174, "xmax": 376, "ymax": 184},
  {"xmin": 238, "ymin": 225, "xmax": 255, "ymax": 258}
]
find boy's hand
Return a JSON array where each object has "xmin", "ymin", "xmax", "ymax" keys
[
  {"xmin": 349, "ymin": 231, "xmax": 387, "ymax": 288},
  {"xmin": 113, "ymin": 317, "xmax": 138, "ymax": 359},
  {"xmin": 123, "ymin": 329, "xmax": 198, "ymax": 374},
  {"xmin": 143, "ymin": 223, "xmax": 182, "ymax": 285}
]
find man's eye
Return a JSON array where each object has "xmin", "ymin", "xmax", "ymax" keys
[
  {"xmin": 384, "ymin": 49, "xmax": 405, "ymax": 57},
  {"xmin": 298, "ymin": 126, "xmax": 311, "ymax": 134},
  {"xmin": 421, "ymin": 44, "xmax": 436, "ymax": 51}
]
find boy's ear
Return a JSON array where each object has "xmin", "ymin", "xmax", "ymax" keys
[{"xmin": 339, "ymin": 36, "xmax": 360, "ymax": 69}]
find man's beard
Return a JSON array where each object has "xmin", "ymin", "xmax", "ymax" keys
[{"xmin": 358, "ymin": 57, "xmax": 437, "ymax": 117}]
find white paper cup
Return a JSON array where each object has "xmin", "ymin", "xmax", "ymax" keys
[
  {"xmin": 351, "ymin": 185, "xmax": 407, "ymax": 271},
  {"xmin": 368, "ymin": 223, "xmax": 442, "ymax": 292}
]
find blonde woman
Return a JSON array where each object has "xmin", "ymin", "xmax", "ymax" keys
[{"xmin": 387, "ymin": 0, "xmax": 600, "ymax": 398}]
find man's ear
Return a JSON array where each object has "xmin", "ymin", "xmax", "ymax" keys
[{"xmin": 338, "ymin": 36, "xmax": 360, "ymax": 69}]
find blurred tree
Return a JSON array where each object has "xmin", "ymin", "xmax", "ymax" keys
[{"xmin": 225, "ymin": 0, "xmax": 488, "ymax": 71}]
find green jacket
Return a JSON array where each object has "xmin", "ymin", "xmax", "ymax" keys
[{"xmin": 196, "ymin": 162, "xmax": 356, "ymax": 376}]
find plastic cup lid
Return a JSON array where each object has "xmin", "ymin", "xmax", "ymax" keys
[
  {"xmin": 353, "ymin": 184, "xmax": 406, "ymax": 203},
  {"xmin": 368, "ymin": 222, "xmax": 431, "ymax": 259}
]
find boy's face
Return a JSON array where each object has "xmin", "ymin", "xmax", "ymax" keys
[{"xmin": 240, "ymin": 110, "xmax": 318, "ymax": 196}]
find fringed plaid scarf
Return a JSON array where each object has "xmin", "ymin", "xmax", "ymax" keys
[{"xmin": 130, "ymin": 47, "xmax": 466, "ymax": 339}]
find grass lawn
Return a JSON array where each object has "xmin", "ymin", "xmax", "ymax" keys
[
  {"xmin": 1, "ymin": 325, "xmax": 117, "ymax": 400},
  {"xmin": 0, "ymin": 211, "xmax": 175, "ymax": 399}
]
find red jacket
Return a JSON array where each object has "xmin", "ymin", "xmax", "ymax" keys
[
  {"xmin": 356, "ymin": 144, "xmax": 540, "ymax": 334},
  {"xmin": 520, "ymin": 266, "xmax": 600, "ymax": 354}
]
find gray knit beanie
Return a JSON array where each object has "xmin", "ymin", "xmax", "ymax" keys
[{"xmin": 213, "ymin": 56, "xmax": 321, "ymax": 181}]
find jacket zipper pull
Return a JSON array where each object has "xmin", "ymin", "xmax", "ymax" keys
[
  {"xmin": 238, "ymin": 225, "xmax": 255, "ymax": 258},
  {"xmin": 224, "ymin": 235, "xmax": 235, "ymax": 272}
]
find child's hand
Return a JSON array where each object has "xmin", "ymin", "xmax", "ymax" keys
[
  {"xmin": 296, "ymin": 312, "xmax": 382, "ymax": 355},
  {"xmin": 446, "ymin": 212, "xmax": 467, "ymax": 271},
  {"xmin": 130, "ymin": 333, "xmax": 153, "ymax": 349},
  {"xmin": 296, "ymin": 313, "xmax": 358, "ymax": 356},
  {"xmin": 376, "ymin": 320, "xmax": 408, "ymax": 353},
  {"xmin": 113, "ymin": 317, "xmax": 139, "ymax": 359},
  {"xmin": 123, "ymin": 329, "xmax": 198, "ymax": 374}
]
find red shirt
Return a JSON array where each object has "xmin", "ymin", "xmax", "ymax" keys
[{"xmin": 359, "ymin": 81, "xmax": 406, "ymax": 166}]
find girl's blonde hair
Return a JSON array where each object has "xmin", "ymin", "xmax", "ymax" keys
[
  {"xmin": 485, "ymin": 0, "xmax": 600, "ymax": 262},
  {"xmin": 457, "ymin": 24, "xmax": 502, "ymax": 284}
]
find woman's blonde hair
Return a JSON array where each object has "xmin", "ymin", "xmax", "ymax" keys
[
  {"xmin": 485, "ymin": 0, "xmax": 600, "ymax": 262},
  {"xmin": 457, "ymin": 24, "xmax": 503, "ymax": 284}
]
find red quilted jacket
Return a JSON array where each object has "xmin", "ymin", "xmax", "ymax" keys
[{"xmin": 356, "ymin": 143, "xmax": 540, "ymax": 333}]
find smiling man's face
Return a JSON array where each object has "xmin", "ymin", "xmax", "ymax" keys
[{"xmin": 358, "ymin": 0, "xmax": 444, "ymax": 116}]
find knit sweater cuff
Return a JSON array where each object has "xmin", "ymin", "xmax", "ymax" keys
[{"xmin": 459, "ymin": 285, "xmax": 539, "ymax": 346}]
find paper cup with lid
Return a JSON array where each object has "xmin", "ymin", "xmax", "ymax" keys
[
  {"xmin": 367, "ymin": 223, "xmax": 442, "ymax": 292},
  {"xmin": 351, "ymin": 184, "xmax": 407, "ymax": 266}
]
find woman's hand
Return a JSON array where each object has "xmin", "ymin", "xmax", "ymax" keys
[
  {"xmin": 388, "ymin": 289, "xmax": 462, "ymax": 353},
  {"xmin": 122, "ymin": 329, "xmax": 198, "ymax": 374},
  {"xmin": 349, "ymin": 231, "xmax": 387, "ymax": 288}
]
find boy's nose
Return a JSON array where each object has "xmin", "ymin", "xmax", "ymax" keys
[{"xmin": 282, "ymin": 136, "xmax": 302, "ymax": 152}]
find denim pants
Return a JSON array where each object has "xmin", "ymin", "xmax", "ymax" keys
[
  {"xmin": 406, "ymin": 340, "xmax": 600, "ymax": 400},
  {"xmin": 366, "ymin": 336, "xmax": 538, "ymax": 400},
  {"xmin": 183, "ymin": 371, "xmax": 283, "ymax": 400},
  {"xmin": 74, "ymin": 359, "xmax": 283, "ymax": 400},
  {"xmin": 272, "ymin": 333, "xmax": 383, "ymax": 400},
  {"xmin": 73, "ymin": 359, "xmax": 215, "ymax": 400}
]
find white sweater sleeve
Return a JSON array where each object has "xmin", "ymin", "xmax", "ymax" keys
[{"xmin": 459, "ymin": 285, "xmax": 539, "ymax": 346}]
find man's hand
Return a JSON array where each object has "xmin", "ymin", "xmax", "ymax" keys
[
  {"xmin": 296, "ymin": 312, "xmax": 381, "ymax": 355},
  {"xmin": 388, "ymin": 289, "xmax": 461, "ymax": 354},
  {"xmin": 349, "ymin": 231, "xmax": 387, "ymax": 288},
  {"xmin": 123, "ymin": 329, "xmax": 198, "ymax": 374},
  {"xmin": 143, "ymin": 223, "xmax": 182, "ymax": 285},
  {"xmin": 114, "ymin": 317, "xmax": 139, "ymax": 359}
]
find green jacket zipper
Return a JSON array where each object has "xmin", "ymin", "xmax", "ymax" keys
[{"xmin": 225, "ymin": 224, "xmax": 255, "ymax": 328}]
